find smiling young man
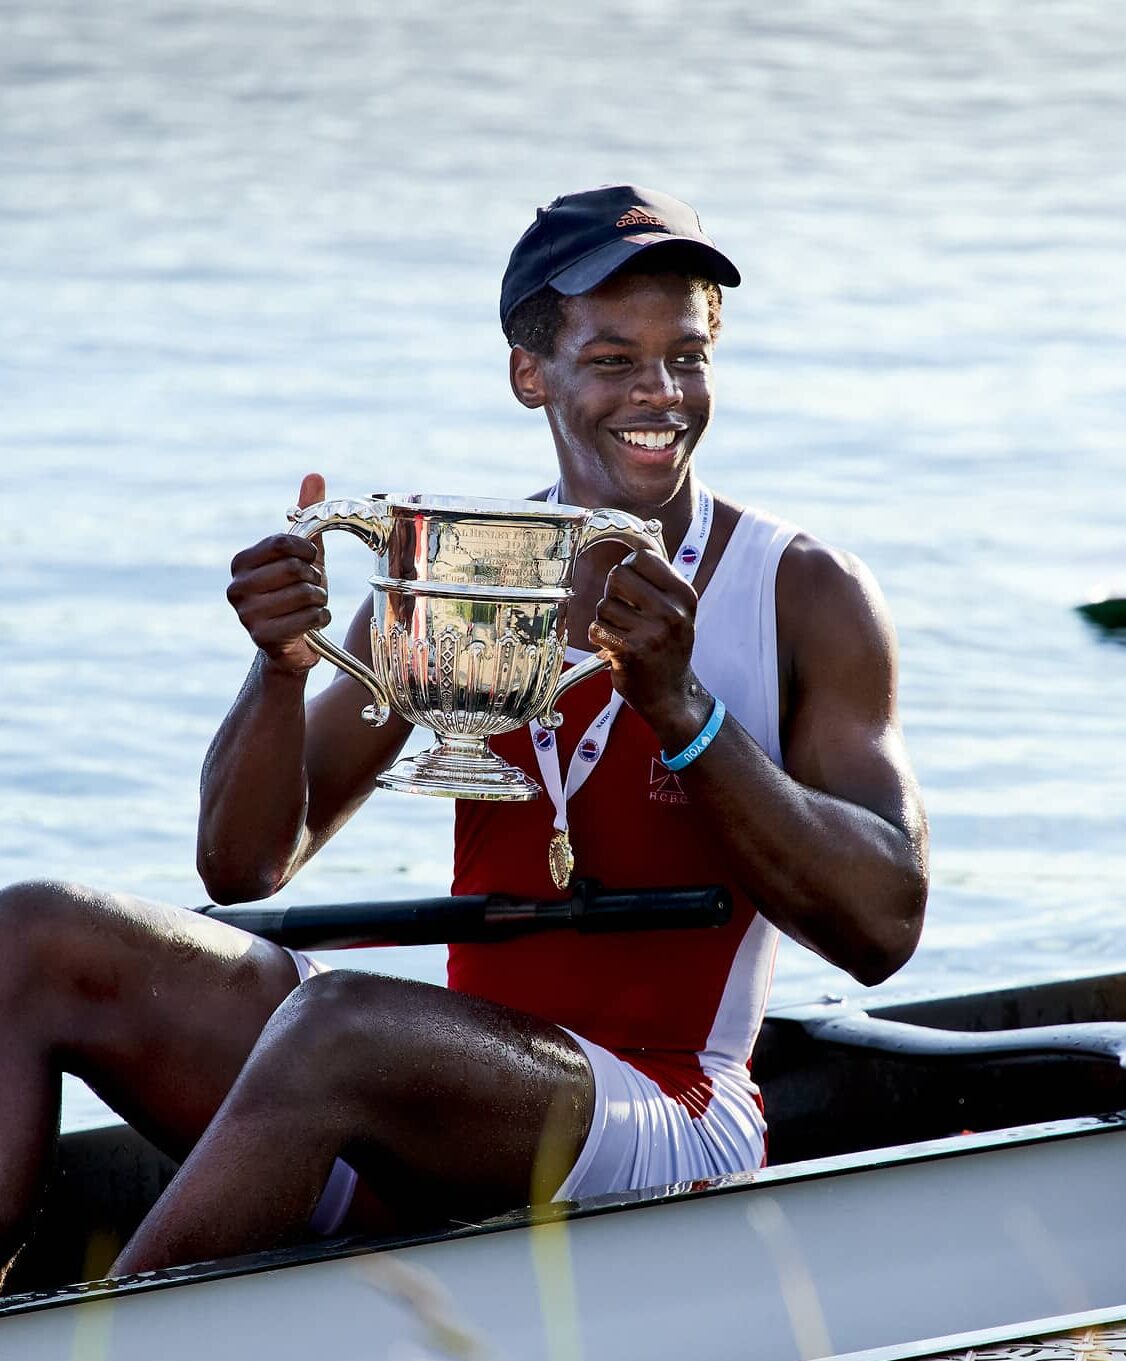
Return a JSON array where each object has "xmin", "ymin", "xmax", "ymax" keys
[{"xmin": 0, "ymin": 187, "xmax": 927, "ymax": 1279}]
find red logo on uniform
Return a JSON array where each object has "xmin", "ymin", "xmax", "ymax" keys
[{"xmin": 649, "ymin": 758, "xmax": 689, "ymax": 805}]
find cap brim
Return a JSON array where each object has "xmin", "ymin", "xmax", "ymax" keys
[{"xmin": 550, "ymin": 234, "xmax": 741, "ymax": 295}]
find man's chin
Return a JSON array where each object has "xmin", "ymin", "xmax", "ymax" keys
[{"xmin": 602, "ymin": 448, "xmax": 694, "ymax": 507}]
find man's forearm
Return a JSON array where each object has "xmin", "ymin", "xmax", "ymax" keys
[
  {"xmin": 676, "ymin": 719, "xmax": 927, "ymax": 986},
  {"xmin": 197, "ymin": 653, "xmax": 314, "ymax": 904}
]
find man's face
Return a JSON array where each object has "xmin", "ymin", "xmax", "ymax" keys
[{"xmin": 520, "ymin": 272, "xmax": 715, "ymax": 512}]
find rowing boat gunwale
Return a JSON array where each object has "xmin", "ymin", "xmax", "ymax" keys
[{"xmin": 3, "ymin": 1108, "xmax": 1124, "ymax": 1322}]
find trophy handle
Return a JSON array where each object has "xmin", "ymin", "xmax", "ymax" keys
[
  {"xmin": 536, "ymin": 507, "xmax": 667, "ymax": 730},
  {"xmin": 286, "ymin": 498, "xmax": 394, "ymax": 727}
]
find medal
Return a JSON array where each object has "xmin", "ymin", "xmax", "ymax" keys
[
  {"xmin": 548, "ymin": 829, "xmax": 575, "ymax": 891},
  {"xmin": 532, "ymin": 482, "xmax": 714, "ymax": 892}
]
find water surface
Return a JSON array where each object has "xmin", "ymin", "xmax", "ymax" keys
[{"xmin": 2, "ymin": 0, "xmax": 1124, "ymax": 1128}]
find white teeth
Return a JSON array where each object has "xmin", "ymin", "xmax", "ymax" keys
[{"xmin": 618, "ymin": 430, "xmax": 678, "ymax": 449}]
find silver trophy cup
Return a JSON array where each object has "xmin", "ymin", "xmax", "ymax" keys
[{"xmin": 286, "ymin": 493, "xmax": 666, "ymax": 800}]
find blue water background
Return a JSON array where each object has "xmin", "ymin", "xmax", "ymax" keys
[{"xmin": 1, "ymin": 0, "xmax": 1124, "ymax": 1129}]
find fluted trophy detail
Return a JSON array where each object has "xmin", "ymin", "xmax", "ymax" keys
[{"xmin": 286, "ymin": 493, "xmax": 666, "ymax": 800}]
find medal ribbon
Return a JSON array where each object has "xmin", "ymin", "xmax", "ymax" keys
[{"xmin": 530, "ymin": 482, "xmax": 714, "ymax": 885}]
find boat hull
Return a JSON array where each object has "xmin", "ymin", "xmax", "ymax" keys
[
  {"xmin": 5, "ymin": 967, "xmax": 1126, "ymax": 1360},
  {"xmin": 4, "ymin": 1115, "xmax": 1126, "ymax": 1361}
]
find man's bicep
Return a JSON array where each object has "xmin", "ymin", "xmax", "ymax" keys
[
  {"xmin": 790, "ymin": 709, "xmax": 924, "ymax": 843},
  {"xmin": 782, "ymin": 551, "xmax": 924, "ymax": 841}
]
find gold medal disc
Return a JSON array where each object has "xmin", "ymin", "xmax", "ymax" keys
[{"xmin": 548, "ymin": 829, "xmax": 575, "ymax": 892}]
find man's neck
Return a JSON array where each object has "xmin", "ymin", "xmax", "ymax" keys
[{"xmin": 556, "ymin": 471, "xmax": 696, "ymax": 557}]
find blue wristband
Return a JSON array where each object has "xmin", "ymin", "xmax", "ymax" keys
[{"xmin": 660, "ymin": 698, "xmax": 726, "ymax": 772}]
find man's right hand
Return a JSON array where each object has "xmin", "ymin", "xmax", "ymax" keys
[{"xmin": 226, "ymin": 473, "xmax": 329, "ymax": 674}]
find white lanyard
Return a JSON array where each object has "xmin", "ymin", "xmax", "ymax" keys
[{"xmin": 531, "ymin": 481, "xmax": 713, "ymax": 888}]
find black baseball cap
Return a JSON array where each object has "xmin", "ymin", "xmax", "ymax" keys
[{"xmin": 500, "ymin": 184, "xmax": 741, "ymax": 327}]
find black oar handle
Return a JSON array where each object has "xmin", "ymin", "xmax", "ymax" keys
[{"xmin": 197, "ymin": 882, "xmax": 732, "ymax": 949}]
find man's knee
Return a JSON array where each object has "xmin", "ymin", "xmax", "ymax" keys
[
  {"xmin": 0, "ymin": 879, "xmax": 100, "ymax": 996},
  {"xmin": 246, "ymin": 971, "xmax": 411, "ymax": 1106},
  {"xmin": 267, "ymin": 970, "xmax": 380, "ymax": 1060}
]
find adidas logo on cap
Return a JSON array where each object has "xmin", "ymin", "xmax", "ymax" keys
[{"xmin": 616, "ymin": 207, "xmax": 666, "ymax": 229}]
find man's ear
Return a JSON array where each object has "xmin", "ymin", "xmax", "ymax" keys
[{"xmin": 509, "ymin": 346, "xmax": 547, "ymax": 409}]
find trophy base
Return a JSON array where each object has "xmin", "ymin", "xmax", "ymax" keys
[{"xmin": 375, "ymin": 737, "xmax": 542, "ymax": 802}]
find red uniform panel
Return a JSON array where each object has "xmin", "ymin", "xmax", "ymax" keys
[{"xmin": 449, "ymin": 666, "xmax": 761, "ymax": 1104}]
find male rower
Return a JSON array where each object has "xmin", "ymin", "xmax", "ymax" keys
[{"xmin": 0, "ymin": 186, "xmax": 927, "ymax": 1280}]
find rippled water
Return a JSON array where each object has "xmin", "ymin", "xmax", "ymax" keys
[{"xmin": 2, "ymin": 0, "xmax": 1124, "ymax": 1129}]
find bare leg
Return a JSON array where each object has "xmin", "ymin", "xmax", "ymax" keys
[
  {"xmin": 114, "ymin": 969, "xmax": 595, "ymax": 1274},
  {"xmin": 0, "ymin": 880, "xmax": 300, "ymax": 1282}
]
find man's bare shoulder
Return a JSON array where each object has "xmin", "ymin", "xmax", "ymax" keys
[{"xmin": 776, "ymin": 531, "xmax": 897, "ymax": 687}]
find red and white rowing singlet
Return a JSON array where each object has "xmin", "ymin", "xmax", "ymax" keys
[{"xmin": 449, "ymin": 506, "xmax": 798, "ymax": 1116}]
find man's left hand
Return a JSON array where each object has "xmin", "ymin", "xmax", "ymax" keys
[{"xmin": 587, "ymin": 550, "xmax": 704, "ymax": 736}]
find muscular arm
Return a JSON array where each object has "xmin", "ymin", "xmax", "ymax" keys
[
  {"xmin": 197, "ymin": 477, "xmax": 411, "ymax": 904},
  {"xmin": 592, "ymin": 535, "xmax": 928, "ymax": 986}
]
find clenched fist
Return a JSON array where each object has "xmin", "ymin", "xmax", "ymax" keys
[{"xmin": 226, "ymin": 473, "xmax": 330, "ymax": 674}]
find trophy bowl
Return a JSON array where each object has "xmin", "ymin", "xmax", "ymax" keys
[{"xmin": 286, "ymin": 493, "xmax": 666, "ymax": 801}]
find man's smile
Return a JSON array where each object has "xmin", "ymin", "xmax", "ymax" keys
[{"xmin": 611, "ymin": 426, "xmax": 687, "ymax": 452}]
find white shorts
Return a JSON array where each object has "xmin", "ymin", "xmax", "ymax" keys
[
  {"xmin": 556, "ymin": 1029, "xmax": 767, "ymax": 1201},
  {"xmin": 285, "ymin": 951, "xmax": 767, "ymax": 1233}
]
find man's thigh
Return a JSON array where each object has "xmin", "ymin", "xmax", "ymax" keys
[
  {"xmin": 33, "ymin": 883, "xmax": 300, "ymax": 1158},
  {"xmin": 266, "ymin": 970, "xmax": 597, "ymax": 1230}
]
